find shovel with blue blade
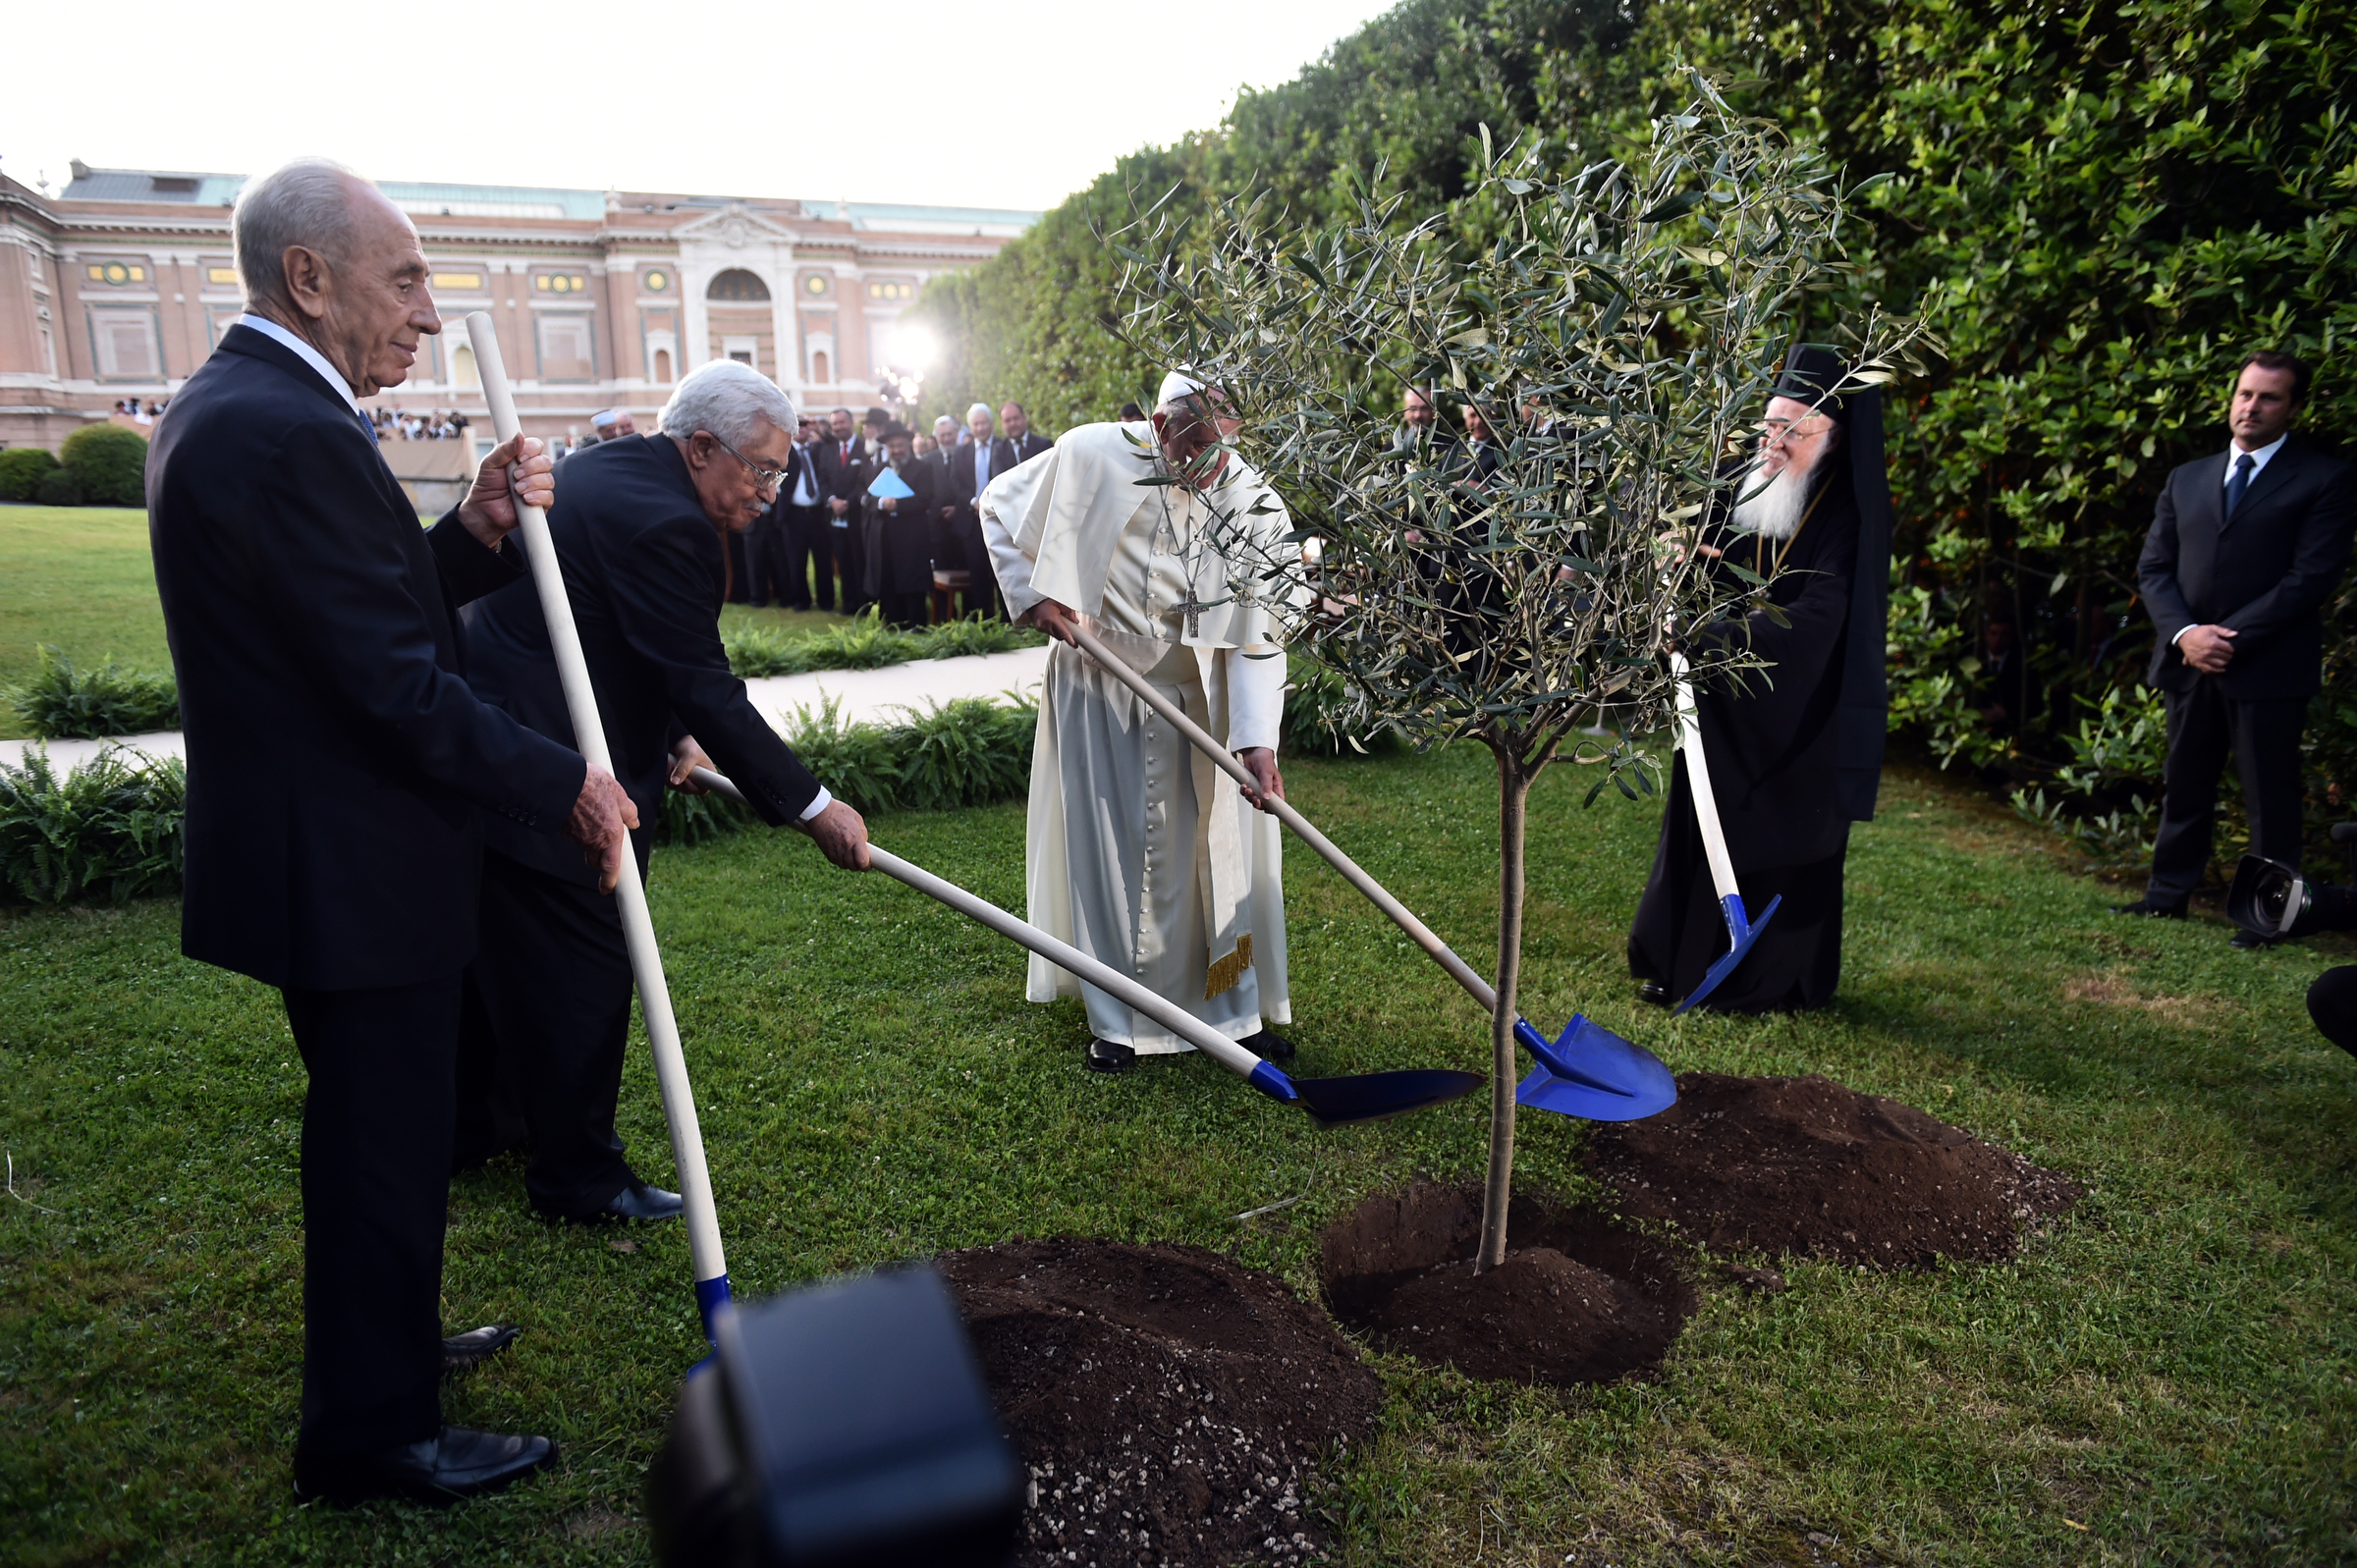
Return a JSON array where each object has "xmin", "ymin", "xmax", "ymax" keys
[
  {"xmin": 1667, "ymin": 650, "xmax": 1780, "ymax": 1013},
  {"xmin": 1068, "ymin": 625, "xmax": 1676, "ymax": 1123}
]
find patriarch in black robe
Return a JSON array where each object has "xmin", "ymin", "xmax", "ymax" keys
[{"xmin": 1628, "ymin": 345, "xmax": 1893, "ymax": 1011}]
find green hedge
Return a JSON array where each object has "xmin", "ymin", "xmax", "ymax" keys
[
  {"xmin": 0, "ymin": 447, "xmax": 60, "ymax": 502},
  {"xmin": 59, "ymin": 424, "xmax": 147, "ymax": 507},
  {"xmin": 0, "ymin": 747, "xmax": 185, "ymax": 905},
  {"xmin": 722, "ymin": 609, "xmax": 1043, "ymax": 677}
]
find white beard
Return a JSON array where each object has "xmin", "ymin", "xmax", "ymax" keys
[{"xmin": 1729, "ymin": 448, "xmax": 1825, "ymax": 539}]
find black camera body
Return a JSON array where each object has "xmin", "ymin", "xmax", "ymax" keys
[
  {"xmin": 646, "ymin": 1266, "xmax": 1021, "ymax": 1568},
  {"xmin": 2225, "ymin": 826, "xmax": 2357, "ymax": 940}
]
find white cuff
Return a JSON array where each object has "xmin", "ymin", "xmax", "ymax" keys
[
  {"xmin": 2171, "ymin": 624, "xmax": 2191, "ymax": 646},
  {"xmin": 798, "ymin": 785, "xmax": 833, "ymax": 822},
  {"xmin": 1225, "ymin": 644, "xmax": 1288, "ymax": 753}
]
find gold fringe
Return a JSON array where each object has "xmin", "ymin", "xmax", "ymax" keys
[{"xmin": 1204, "ymin": 933, "xmax": 1254, "ymax": 1000}]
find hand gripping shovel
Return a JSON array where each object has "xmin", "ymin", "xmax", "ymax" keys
[
  {"xmin": 1065, "ymin": 625, "xmax": 1675, "ymax": 1122},
  {"xmin": 686, "ymin": 767, "xmax": 1479, "ymax": 1126},
  {"xmin": 1667, "ymin": 649, "xmax": 1780, "ymax": 1012},
  {"xmin": 466, "ymin": 313, "xmax": 735, "ymax": 1347}
]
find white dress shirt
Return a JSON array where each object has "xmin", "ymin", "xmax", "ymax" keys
[
  {"xmin": 972, "ymin": 438, "xmax": 997, "ymax": 508},
  {"xmin": 237, "ymin": 313, "xmax": 360, "ymax": 416}
]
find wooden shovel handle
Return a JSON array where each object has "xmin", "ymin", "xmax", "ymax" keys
[{"xmin": 1065, "ymin": 623, "xmax": 1500, "ymax": 1014}]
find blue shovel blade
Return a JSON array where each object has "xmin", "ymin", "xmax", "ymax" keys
[
  {"xmin": 1512, "ymin": 1014, "xmax": 1678, "ymax": 1122},
  {"xmin": 1292, "ymin": 1068, "xmax": 1485, "ymax": 1128},
  {"xmin": 1674, "ymin": 892, "xmax": 1782, "ymax": 1014}
]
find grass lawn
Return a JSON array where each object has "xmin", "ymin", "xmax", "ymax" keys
[
  {"xmin": 0, "ymin": 502, "xmax": 846, "ymax": 740},
  {"xmin": 4, "ymin": 748, "xmax": 2353, "ymax": 1566}
]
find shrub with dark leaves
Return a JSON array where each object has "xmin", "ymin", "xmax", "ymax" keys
[
  {"xmin": 5, "ymin": 646, "xmax": 181, "ymax": 739},
  {"xmin": 0, "ymin": 746, "xmax": 186, "ymax": 905}
]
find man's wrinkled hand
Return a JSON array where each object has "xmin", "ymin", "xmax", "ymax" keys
[
  {"xmin": 565, "ymin": 766, "xmax": 639, "ymax": 893},
  {"xmin": 2180, "ymin": 623, "xmax": 2237, "ymax": 674},
  {"xmin": 1236, "ymin": 746, "xmax": 1286, "ymax": 813},
  {"xmin": 458, "ymin": 434, "xmax": 554, "ymax": 550},
  {"xmin": 668, "ymin": 735, "xmax": 715, "ymax": 792},
  {"xmin": 1024, "ymin": 598, "xmax": 1080, "ymax": 644},
  {"xmin": 804, "ymin": 799, "xmax": 871, "ymax": 870}
]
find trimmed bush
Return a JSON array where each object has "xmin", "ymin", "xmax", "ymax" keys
[
  {"xmin": 34, "ymin": 468, "xmax": 83, "ymax": 507},
  {"xmin": 0, "ymin": 447, "xmax": 60, "ymax": 503},
  {"xmin": 59, "ymin": 424, "xmax": 148, "ymax": 507},
  {"xmin": 4, "ymin": 646, "xmax": 181, "ymax": 739},
  {"xmin": 0, "ymin": 746, "xmax": 186, "ymax": 905},
  {"xmin": 724, "ymin": 609, "xmax": 1043, "ymax": 678}
]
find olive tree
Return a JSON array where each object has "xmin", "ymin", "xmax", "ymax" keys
[{"xmin": 1113, "ymin": 74, "xmax": 1931, "ymax": 1268}]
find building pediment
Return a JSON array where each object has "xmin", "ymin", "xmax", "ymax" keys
[{"xmin": 670, "ymin": 203, "xmax": 798, "ymax": 250}]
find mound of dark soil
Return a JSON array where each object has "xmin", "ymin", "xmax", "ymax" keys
[
  {"xmin": 1580, "ymin": 1072, "xmax": 2082, "ymax": 1269},
  {"xmin": 1317, "ymin": 1182, "xmax": 1696, "ymax": 1385},
  {"xmin": 940, "ymin": 1237, "xmax": 1381, "ymax": 1568}
]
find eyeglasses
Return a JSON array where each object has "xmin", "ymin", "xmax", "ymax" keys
[
  {"xmin": 705, "ymin": 431, "xmax": 788, "ymax": 491},
  {"xmin": 1762, "ymin": 413, "xmax": 1832, "ymax": 440}
]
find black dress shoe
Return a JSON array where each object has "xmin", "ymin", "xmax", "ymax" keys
[
  {"xmin": 2229, "ymin": 927, "xmax": 2277, "ymax": 950},
  {"xmin": 2111, "ymin": 895, "xmax": 2188, "ymax": 918},
  {"xmin": 1085, "ymin": 1038, "xmax": 1135, "ymax": 1074},
  {"xmin": 293, "ymin": 1425, "xmax": 555, "ymax": 1506},
  {"xmin": 1238, "ymin": 1028, "xmax": 1295, "ymax": 1062},
  {"xmin": 600, "ymin": 1176, "xmax": 684, "ymax": 1221},
  {"xmin": 1637, "ymin": 979, "xmax": 1671, "ymax": 1007},
  {"xmin": 442, "ymin": 1324, "xmax": 520, "ymax": 1373}
]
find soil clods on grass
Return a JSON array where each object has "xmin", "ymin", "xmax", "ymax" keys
[
  {"xmin": 1318, "ymin": 1182, "xmax": 1696, "ymax": 1386},
  {"xmin": 940, "ymin": 1237, "xmax": 1380, "ymax": 1568},
  {"xmin": 1580, "ymin": 1071, "xmax": 2082, "ymax": 1269}
]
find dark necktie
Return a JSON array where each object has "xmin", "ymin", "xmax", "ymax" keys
[{"xmin": 2225, "ymin": 452, "xmax": 2256, "ymax": 518}]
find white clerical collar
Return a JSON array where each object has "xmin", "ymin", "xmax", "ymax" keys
[{"xmin": 237, "ymin": 312, "xmax": 360, "ymax": 415}]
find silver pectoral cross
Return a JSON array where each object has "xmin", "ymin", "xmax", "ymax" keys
[{"xmin": 1181, "ymin": 582, "xmax": 1204, "ymax": 639}]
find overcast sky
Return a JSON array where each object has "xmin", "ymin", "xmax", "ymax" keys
[{"xmin": 3, "ymin": 0, "xmax": 1399, "ymax": 214}]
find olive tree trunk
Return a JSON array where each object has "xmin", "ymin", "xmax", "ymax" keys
[{"xmin": 1476, "ymin": 743, "xmax": 1536, "ymax": 1273}]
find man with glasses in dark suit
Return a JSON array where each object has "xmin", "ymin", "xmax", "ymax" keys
[{"xmin": 2117, "ymin": 350, "xmax": 2354, "ymax": 944}]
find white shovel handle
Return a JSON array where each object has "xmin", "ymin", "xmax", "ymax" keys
[
  {"xmin": 1065, "ymin": 624, "xmax": 1501, "ymax": 1014},
  {"xmin": 685, "ymin": 769, "xmax": 1267, "ymax": 1083},
  {"xmin": 1671, "ymin": 650, "xmax": 1740, "ymax": 904},
  {"xmin": 464, "ymin": 312, "xmax": 728, "ymax": 1299}
]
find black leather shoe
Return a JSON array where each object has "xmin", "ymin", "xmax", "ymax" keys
[
  {"xmin": 441, "ymin": 1324, "xmax": 520, "ymax": 1373},
  {"xmin": 2111, "ymin": 895, "xmax": 2188, "ymax": 918},
  {"xmin": 293, "ymin": 1426, "xmax": 555, "ymax": 1506},
  {"xmin": 600, "ymin": 1176, "xmax": 684, "ymax": 1221},
  {"xmin": 2229, "ymin": 927, "xmax": 2276, "ymax": 950},
  {"xmin": 1239, "ymin": 1029, "xmax": 1295, "ymax": 1062},
  {"xmin": 1637, "ymin": 980, "xmax": 1671, "ymax": 1008},
  {"xmin": 1085, "ymin": 1038, "xmax": 1135, "ymax": 1074}
]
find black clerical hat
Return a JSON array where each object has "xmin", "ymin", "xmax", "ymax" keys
[{"xmin": 1771, "ymin": 344, "xmax": 1851, "ymax": 421}]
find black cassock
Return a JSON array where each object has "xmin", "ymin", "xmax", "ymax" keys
[{"xmin": 1628, "ymin": 364, "xmax": 1891, "ymax": 1012}]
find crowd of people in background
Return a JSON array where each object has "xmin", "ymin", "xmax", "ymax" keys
[
  {"xmin": 369, "ymin": 406, "xmax": 471, "ymax": 442},
  {"xmin": 112, "ymin": 396, "xmax": 165, "ymax": 423}
]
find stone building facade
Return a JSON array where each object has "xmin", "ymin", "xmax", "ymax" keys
[{"xmin": 0, "ymin": 163, "xmax": 1034, "ymax": 457}]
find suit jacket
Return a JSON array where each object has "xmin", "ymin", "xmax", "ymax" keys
[
  {"xmin": 462, "ymin": 434, "xmax": 826, "ymax": 886},
  {"xmin": 814, "ymin": 434, "xmax": 874, "ymax": 515},
  {"xmin": 860, "ymin": 455, "xmax": 940, "ymax": 597},
  {"xmin": 2139, "ymin": 439, "xmax": 2354, "ymax": 699},
  {"xmin": 1004, "ymin": 430, "xmax": 1051, "ymax": 465},
  {"xmin": 147, "ymin": 323, "xmax": 586, "ymax": 991},
  {"xmin": 751, "ymin": 443, "xmax": 821, "ymax": 536}
]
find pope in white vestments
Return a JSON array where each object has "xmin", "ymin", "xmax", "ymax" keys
[{"xmin": 980, "ymin": 376, "xmax": 1298, "ymax": 1073}]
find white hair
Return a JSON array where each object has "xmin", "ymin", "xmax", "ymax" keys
[
  {"xmin": 965, "ymin": 402, "xmax": 994, "ymax": 423},
  {"xmin": 235, "ymin": 157, "xmax": 366, "ymax": 307},
  {"xmin": 659, "ymin": 360, "xmax": 796, "ymax": 447}
]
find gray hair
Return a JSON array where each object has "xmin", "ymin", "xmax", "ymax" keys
[
  {"xmin": 659, "ymin": 359, "xmax": 796, "ymax": 447},
  {"xmin": 235, "ymin": 157, "xmax": 365, "ymax": 308},
  {"xmin": 965, "ymin": 402, "xmax": 993, "ymax": 423}
]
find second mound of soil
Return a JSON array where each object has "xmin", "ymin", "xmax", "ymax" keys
[
  {"xmin": 940, "ymin": 1238, "xmax": 1381, "ymax": 1568},
  {"xmin": 1580, "ymin": 1072, "xmax": 2082, "ymax": 1268},
  {"xmin": 1318, "ymin": 1183, "xmax": 1696, "ymax": 1386}
]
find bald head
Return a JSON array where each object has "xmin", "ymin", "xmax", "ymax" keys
[{"xmin": 236, "ymin": 157, "xmax": 439, "ymax": 399}]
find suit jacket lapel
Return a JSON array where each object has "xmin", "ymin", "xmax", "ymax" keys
[{"xmin": 2224, "ymin": 442, "xmax": 2302, "ymax": 531}]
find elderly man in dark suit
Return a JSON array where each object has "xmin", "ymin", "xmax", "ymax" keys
[
  {"xmin": 455, "ymin": 359, "xmax": 869, "ymax": 1221},
  {"xmin": 813, "ymin": 406, "xmax": 873, "ymax": 612},
  {"xmin": 2119, "ymin": 350, "xmax": 2354, "ymax": 942},
  {"xmin": 146, "ymin": 157, "xmax": 638, "ymax": 1505}
]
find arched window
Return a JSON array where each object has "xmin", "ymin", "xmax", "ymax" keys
[
  {"xmin": 451, "ymin": 344, "xmax": 479, "ymax": 389},
  {"xmin": 811, "ymin": 351, "xmax": 829, "ymax": 385},
  {"xmin": 706, "ymin": 268, "xmax": 771, "ymax": 302},
  {"xmin": 652, "ymin": 348, "xmax": 673, "ymax": 384}
]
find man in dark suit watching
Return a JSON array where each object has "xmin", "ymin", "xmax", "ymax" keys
[
  {"xmin": 2119, "ymin": 350, "xmax": 2354, "ymax": 942},
  {"xmin": 814, "ymin": 406, "xmax": 871, "ymax": 612},
  {"xmin": 1000, "ymin": 399, "xmax": 1050, "ymax": 464},
  {"xmin": 943, "ymin": 402, "xmax": 1011, "ymax": 620},
  {"xmin": 743, "ymin": 433, "xmax": 813, "ymax": 609},
  {"xmin": 456, "ymin": 359, "xmax": 870, "ymax": 1225},
  {"xmin": 145, "ymin": 156, "xmax": 637, "ymax": 1505}
]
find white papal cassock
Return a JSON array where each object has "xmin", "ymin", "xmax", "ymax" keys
[{"xmin": 980, "ymin": 420, "xmax": 1294, "ymax": 1053}]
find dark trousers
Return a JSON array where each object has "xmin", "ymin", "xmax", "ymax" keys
[
  {"xmin": 2147, "ymin": 681, "xmax": 2307, "ymax": 901},
  {"xmin": 879, "ymin": 589, "xmax": 928, "ymax": 627},
  {"xmin": 828, "ymin": 520, "xmax": 863, "ymax": 614},
  {"xmin": 455, "ymin": 849, "xmax": 635, "ymax": 1217},
  {"xmin": 745, "ymin": 513, "xmax": 791, "ymax": 607},
  {"xmin": 283, "ymin": 975, "xmax": 461, "ymax": 1458},
  {"xmin": 779, "ymin": 504, "xmax": 829, "ymax": 610}
]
